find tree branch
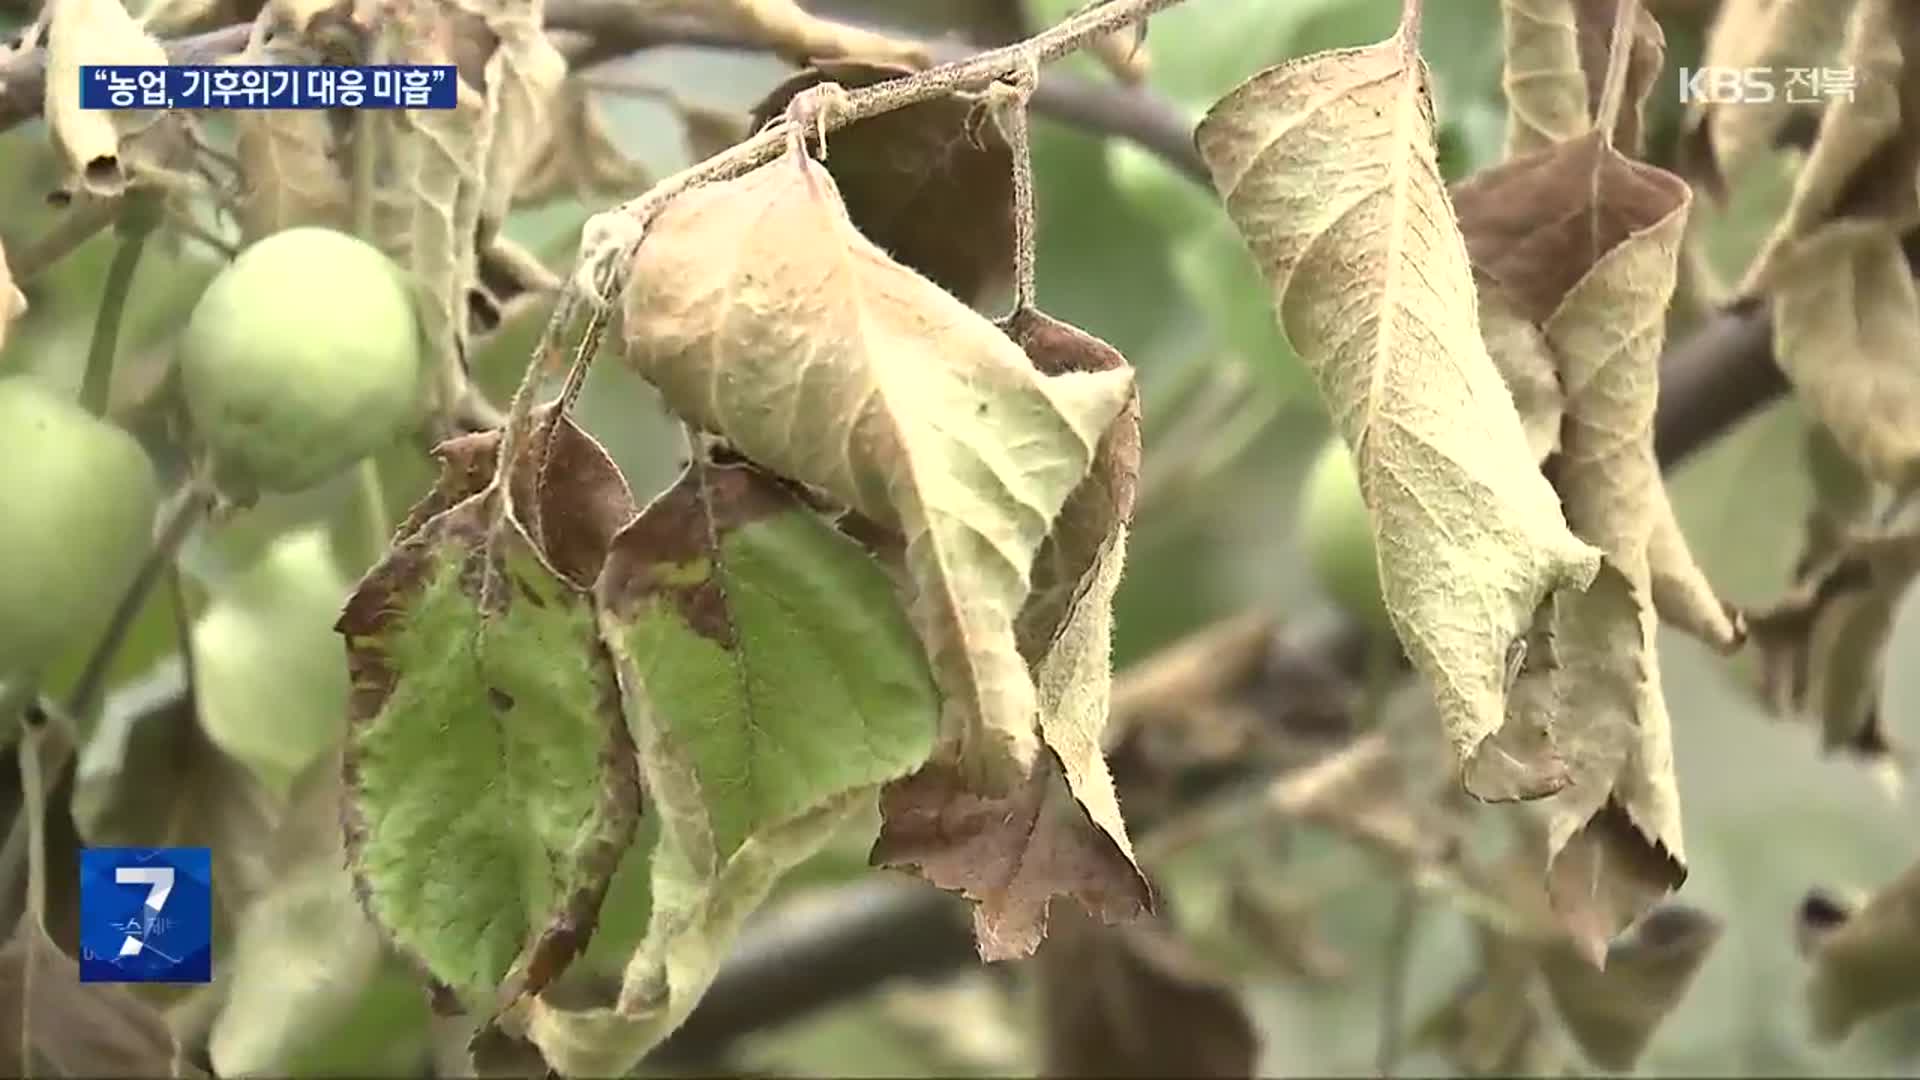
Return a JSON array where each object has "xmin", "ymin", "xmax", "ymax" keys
[{"xmin": 0, "ymin": 0, "xmax": 1792, "ymax": 1067}]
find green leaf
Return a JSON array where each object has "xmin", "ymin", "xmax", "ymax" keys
[
  {"xmin": 511, "ymin": 788, "xmax": 872, "ymax": 1074},
  {"xmin": 486, "ymin": 456, "xmax": 938, "ymax": 1071},
  {"xmin": 595, "ymin": 455, "xmax": 938, "ymax": 859},
  {"xmin": 338, "ymin": 411, "xmax": 642, "ymax": 1015}
]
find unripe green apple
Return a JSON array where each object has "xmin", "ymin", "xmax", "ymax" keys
[
  {"xmin": 191, "ymin": 526, "xmax": 353, "ymax": 791},
  {"xmin": 1299, "ymin": 436, "xmax": 1392, "ymax": 636},
  {"xmin": 180, "ymin": 227, "xmax": 423, "ymax": 496},
  {"xmin": 0, "ymin": 378, "xmax": 159, "ymax": 680}
]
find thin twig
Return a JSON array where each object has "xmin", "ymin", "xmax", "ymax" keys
[
  {"xmin": 584, "ymin": 0, "xmax": 1185, "ymax": 233},
  {"xmin": 65, "ymin": 477, "xmax": 214, "ymax": 721},
  {"xmin": 78, "ymin": 194, "xmax": 159, "ymax": 418}
]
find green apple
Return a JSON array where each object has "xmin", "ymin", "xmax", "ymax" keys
[
  {"xmin": 0, "ymin": 378, "xmax": 159, "ymax": 680},
  {"xmin": 191, "ymin": 526, "xmax": 353, "ymax": 791},
  {"xmin": 180, "ymin": 227, "xmax": 423, "ymax": 497},
  {"xmin": 1299, "ymin": 436, "xmax": 1392, "ymax": 636}
]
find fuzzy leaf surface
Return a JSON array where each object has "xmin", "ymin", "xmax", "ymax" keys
[
  {"xmin": 339, "ymin": 413, "xmax": 640, "ymax": 1014},
  {"xmin": 1455, "ymin": 132, "xmax": 1741, "ymax": 653},
  {"xmin": 595, "ymin": 457, "xmax": 937, "ymax": 859},
  {"xmin": 1195, "ymin": 25, "xmax": 1601, "ymax": 801},
  {"xmin": 1499, "ymin": 0, "xmax": 1664, "ymax": 158},
  {"xmin": 621, "ymin": 151, "xmax": 1133, "ymax": 800}
]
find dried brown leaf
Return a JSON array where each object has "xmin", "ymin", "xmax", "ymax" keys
[
  {"xmin": 1500, "ymin": 0, "xmax": 1665, "ymax": 159},
  {"xmin": 0, "ymin": 915, "xmax": 186, "ymax": 1077},
  {"xmin": 270, "ymin": 0, "xmax": 348, "ymax": 37},
  {"xmin": 1034, "ymin": 905, "xmax": 1257, "ymax": 1078},
  {"xmin": 750, "ymin": 61, "xmax": 1016, "ymax": 308},
  {"xmin": 1539, "ymin": 903, "xmax": 1724, "ymax": 1070},
  {"xmin": 1196, "ymin": 22, "xmax": 1602, "ymax": 802},
  {"xmin": 1455, "ymin": 132, "xmax": 1741, "ymax": 651},
  {"xmin": 1749, "ymin": 518, "xmax": 1920, "ymax": 764},
  {"xmin": 1005, "ymin": 306, "xmax": 1141, "ymax": 662},
  {"xmin": 1762, "ymin": 223, "xmax": 1920, "ymax": 489},
  {"xmin": 229, "ymin": 45, "xmax": 351, "ymax": 242},
  {"xmin": 873, "ymin": 752, "xmax": 1149, "ymax": 962},
  {"xmin": 42, "ymin": 0, "xmax": 168, "ymax": 196},
  {"xmin": 1742, "ymin": 0, "xmax": 1920, "ymax": 290},
  {"xmin": 475, "ymin": 0, "xmax": 567, "ymax": 234},
  {"xmin": 1680, "ymin": 0, "xmax": 1860, "ymax": 192},
  {"xmin": 1458, "ymin": 110, "xmax": 1742, "ymax": 951},
  {"xmin": 621, "ymin": 152, "xmax": 1139, "ymax": 955},
  {"xmin": 1474, "ymin": 273, "xmax": 1563, "ymax": 463},
  {"xmin": 376, "ymin": 0, "xmax": 492, "ymax": 412},
  {"xmin": 1802, "ymin": 859, "xmax": 1920, "ymax": 1040},
  {"xmin": 0, "ymin": 238, "xmax": 25, "ymax": 352}
]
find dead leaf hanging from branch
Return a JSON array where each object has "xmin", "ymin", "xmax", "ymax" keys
[
  {"xmin": 620, "ymin": 149, "xmax": 1144, "ymax": 959},
  {"xmin": 1195, "ymin": 11, "xmax": 1602, "ymax": 804}
]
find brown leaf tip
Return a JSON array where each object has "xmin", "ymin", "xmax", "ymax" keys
[{"xmin": 872, "ymin": 761, "xmax": 1152, "ymax": 963}]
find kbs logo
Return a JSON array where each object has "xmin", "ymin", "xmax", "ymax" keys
[{"xmin": 1678, "ymin": 67, "xmax": 1777, "ymax": 105}]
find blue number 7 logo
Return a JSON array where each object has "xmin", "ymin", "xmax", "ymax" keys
[{"xmin": 78, "ymin": 848, "xmax": 212, "ymax": 984}]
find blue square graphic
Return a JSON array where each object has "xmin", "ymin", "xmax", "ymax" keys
[{"xmin": 78, "ymin": 848, "xmax": 212, "ymax": 983}]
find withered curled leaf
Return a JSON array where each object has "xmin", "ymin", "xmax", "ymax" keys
[{"xmin": 1196, "ymin": 16, "xmax": 1602, "ymax": 802}]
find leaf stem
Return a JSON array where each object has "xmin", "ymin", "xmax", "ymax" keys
[
  {"xmin": 1398, "ymin": 0, "xmax": 1425, "ymax": 47},
  {"xmin": 78, "ymin": 193, "xmax": 161, "ymax": 418},
  {"xmin": 65, "ymin": 475, "xmax": 214, "ymax": 722},
  {"xmin": 1594, "ymin": 0, "xmax": 1640, "ymax": 146},
  {"xmin": 988, "ymin": 63, "xmax": 1041, "ymax": 314}
]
